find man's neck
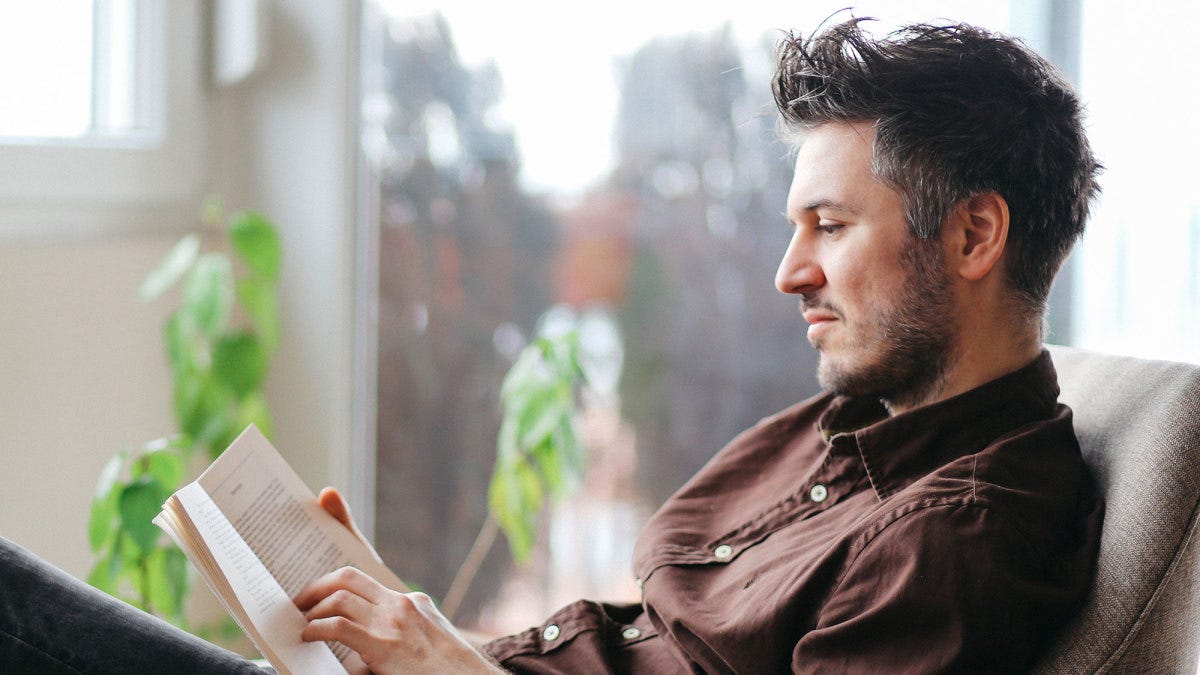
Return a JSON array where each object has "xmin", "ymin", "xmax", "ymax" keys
[{"xmin": 884, "ymin": 336, "xmax": 1042, "ymax": 416}]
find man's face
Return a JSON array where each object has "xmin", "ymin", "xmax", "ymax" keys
[{"xmin": 776, "ymin": 122, "xmax": 956, "ymax": 408}]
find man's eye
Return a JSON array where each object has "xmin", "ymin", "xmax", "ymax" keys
[{"xmin": 816, "ymin": 224, "xmax": 843, "ymax": 235}]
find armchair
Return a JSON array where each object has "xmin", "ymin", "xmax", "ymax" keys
[{"xmin": 1034, "ymin": 345, "xmax": 1200, "ymax": 673}]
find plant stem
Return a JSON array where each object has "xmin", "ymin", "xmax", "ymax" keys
[{"xmin": 442, "ymin": 514, "xmax": 500, "ymax": 622}]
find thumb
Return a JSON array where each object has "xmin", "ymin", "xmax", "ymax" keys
[
  {"xmin": 317, "ymin": 487, "xmax": 382, "ymax": 563},
  {"xmin": 317, "ymin": 486, "xmax": 355, "ymax": 531}
]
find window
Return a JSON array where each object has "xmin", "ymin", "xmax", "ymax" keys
[
  {"xmin": 0, "ymin": 0, "xmax": 204, "ymax": 223},
  {"xmin": 0, "ymin": 1, "xmax": 147, "ymax": 141},
  {"xmin": 358, "ymin": 0, "xmax": 1021, "ymax": 636},
  {"xmin": 1069, "ymin": 3, "xmax": 1200, "ymax": 364}
]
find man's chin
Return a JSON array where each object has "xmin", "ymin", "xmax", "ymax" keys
[
  {"xmin": 817, "ymin": 354, "xmax": 887, "ymax": 399},
  {"xmin": 817, "ymin": 352, "xmax": 950, "ymax": 409},
  {"xmin": 816, "ymin": 355, "xmax": 855, "ymax": 395}
]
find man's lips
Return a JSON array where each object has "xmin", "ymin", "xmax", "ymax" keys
[
  {"xmin": 802, "ymin": 309, "xmax": 838, "ymax": 325},
  {"xmin": 802, "ymin": 308, "xmax": 839, "ymax": 342}
]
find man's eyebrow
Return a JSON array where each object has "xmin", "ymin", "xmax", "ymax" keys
[{"xmin": 802, "ymin": 198, "xmax": 859, "ymax": 214}]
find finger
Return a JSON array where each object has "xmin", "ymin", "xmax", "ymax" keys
[
  {"xmin": 294, "ymin": 566, "xmax": 385, "ymax": 611},
  {"xmin": 317, "ymin": 487, "xmax": 379, "ymax": 557},
  {"xmin": 301, "ymin": 614, "xmax": 372, "ymax": 650},
  {"xmin": 303, "ymin": 588, "xmax": 377, "ymax": 624},
  {"xmin": 318, "ymin": 487, "xmax": 355, "ymax": 531}
]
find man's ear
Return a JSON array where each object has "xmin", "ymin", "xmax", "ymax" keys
[{"xmin": 947, "ymin": 191, "xmax": 1009, "ymax": 281}]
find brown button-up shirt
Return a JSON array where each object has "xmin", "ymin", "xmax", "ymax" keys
[{"xmin": 485, "ymin": 352, "xmax": 1103, "ymax": 673}]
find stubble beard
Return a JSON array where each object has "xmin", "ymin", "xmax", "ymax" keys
[{"xmin": 811, "ymin": 238, "xmax": 957, "ymax": 412}]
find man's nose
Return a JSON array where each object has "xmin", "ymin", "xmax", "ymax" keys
[{"xmin": 775, "ymin": 231, "xmax": 825, "ymax": 295}]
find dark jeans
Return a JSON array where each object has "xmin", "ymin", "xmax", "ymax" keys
[{"xmin": 0, "ymin": 536, "xmax": 263, "ymax": 673}]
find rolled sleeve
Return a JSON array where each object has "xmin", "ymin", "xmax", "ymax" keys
[{"xmin": 485, "ymin": 600, "xmax": 678, "ymax": 674}]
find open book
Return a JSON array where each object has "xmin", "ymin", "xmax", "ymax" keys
[{"xmin": 154, "ymin": 425, "xmax": 404, "ymax": 675}]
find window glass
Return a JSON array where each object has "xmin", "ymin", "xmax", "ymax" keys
[
  {"xmin": 0, "ymin": 0, "xmax": 148, "ymax": 143},
  {"xmin": 361, "ymin": 1, "xmax": 1013, "ymax": 635},
  {"xmin": 0, "ymin": 1, "xmax": 202, "ymax": 219},
  {"xmin": 1071, "ymin": 3, "xmax": 1200, "ymax": 364}
]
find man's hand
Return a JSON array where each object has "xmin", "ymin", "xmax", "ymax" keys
[{"xmin": 294, "ymin": 566, "xmax": 503, "ymax": 674}]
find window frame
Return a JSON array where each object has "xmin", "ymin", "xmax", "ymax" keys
[{"xmin": 0, "ymin": 1, "xmax": 206, "ymax": 235}]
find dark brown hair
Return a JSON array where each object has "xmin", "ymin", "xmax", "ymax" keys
[{"xmin": 773, "ymin": 17, "xmax": 1101, "ymax": 315}]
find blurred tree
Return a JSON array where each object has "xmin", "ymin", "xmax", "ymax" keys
[
  {"xmin": 366, "ymin": 12, "xmax": 821, "ymax": 627},
  {"xmin": 371, "ymin": 12, "xmax": 558, "ymax": 620},
  {"xmin": 610, "ymin": 28, "xmax": 817, "ymax": 504}
]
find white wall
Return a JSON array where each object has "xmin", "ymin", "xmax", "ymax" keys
[
  {"xmin": 0, "ymin": 235, "xmax": 178, "ymax": 576},
  {"xmin": 0, "ymin": 2, "xmax": 358, "ymax": 581},
  {"xmin": 207, "ymin": 2, "xmax": 359, "ymax": 501}
]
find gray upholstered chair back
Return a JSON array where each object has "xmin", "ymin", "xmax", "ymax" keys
[{"xmin": 1033, "ymin": 346, "xmax": 1200, "ymax": 674}]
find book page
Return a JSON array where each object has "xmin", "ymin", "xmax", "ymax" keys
[
  {"xmin": 170, "ymin": 482, "xmax": 347, "ymax": 675},
  {"xmin": 195, "ymin": 425, "xmax": 405, "ymax": 596},
  {"xmin": 161, "ymin": 424, "xmax": 405, "ymax": 673}
]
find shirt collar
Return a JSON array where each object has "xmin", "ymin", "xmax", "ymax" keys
[{"xmin": 816, "ymin": 350, "xmax": 1061, "ymax": 501}]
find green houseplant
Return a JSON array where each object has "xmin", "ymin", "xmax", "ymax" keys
[
  {"xmin": 87, "ymin": 203, "xmax": 591, "ymax": 629},
  {"xmin": 489, "ymin": 327, "xmax": 589, "ymax": 564},
  {"xmin": 441, "ymin": 319, "xmax": 592, "ymax": 619},
  {"xmin": 87, "ymin": 206, "xmax": 282, "ymax": 627}
]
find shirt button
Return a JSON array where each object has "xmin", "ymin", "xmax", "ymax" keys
[
  {"xmin": 543, "ymin": 624, "xmax": 561, "ymax": 641},
  {"xmin": 622, "ymin": 627, "xmax": 642, "ymax": 640},
  {"xmin": 810, "ymin": 484, "xmax": 829, "ymax": 503},
  {"xmin": 714, "ymin": 544, "xmax": 733, "ymax": 560}
]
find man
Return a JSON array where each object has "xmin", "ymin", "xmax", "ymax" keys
[
  {"xmin": 297, "ymin": 16, "xmax": 1102, "ymax": 673},
  {"xmin": 1, "ymin": 16, "xmax": 1101, "ymax": 674}
]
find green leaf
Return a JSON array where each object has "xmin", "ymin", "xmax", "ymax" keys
[
  {"xmin": 514, "ymin": 385, "xmax": 570, "ymax": 451},
  {"xmin": 146, "ymin": 546, "xmax": 174, "ymax": 615},
  {"xmin": 487, "ymin": 328, "xmax": 592, "ymax": 565},
  {"xmin": 236, "ymin": 277, "xmax": 280, "ymax": 354},
  {"xmin": 555, "ymin": 416, "xmax": 585, "ymax": 481},
  {"xmin": 229, "ymin": 211, "xmax": 281, "ymax": 281},
  {"xmin": 496, "ymin": 416, "xmax": 519, "ymax": 462},
  {"xmin": 89, "ymin": 451, "xmax": 126, "ymax": 551},
  {"xmin": 118, "ymin": 479, "xmax": 165, "ymax": 555},
  {"xmin": 545, "ymin": 332, "xmax": 587, "ymax": 385},
  {"xmin": 120, "ymin": 538, "xmax": 146, "ymax": 595},
  {"xmin": 143, "ymin": 434, "xmax": 191, "ymax": 458},
  {"xmin": 173, "ymin": 372, "xmax": 204, "ymax": 437},
  {"xmin": 237, "ymin": 393, "xmax": 273, "ymax": 440},
  {"xmin": 145, "ymin": 449, "xmax": 184, "ymax": 491},
  {"xmin": 196, "ymin": 404, "xmax": 238, "ymax": 459},
  {"xmin": 87, "ymin": 555, "xmax": 117, "ymax": 595},
  {"xmin": 163, "ymin": 312, "xmax": 194, "ymax": 376},
  {"xmin": 488, "ymin": 457, "xmax": 543, "ymax": 563},
  {"xmin": 515, "ymin": 460, "xmax": 543, "ymax": 549},
  {"xmin": 139, "ymin": 235, "xmax": 200, "ymax": 302},
  {"xmin": 146, "ymin": 546, "xmax": 189, "ymax": 625},
  {"xmin": 93, "ymin": 451, "xmax": 125, "ymax": 503},
  {"xmin": 107, "ymin": 550, "xmax": 127, "ymax": 601},
  {"xmin": 176, "ymin": 376, "xmax": 228, "ymax": 442},
  {"xmin": 164, "ymin": 547, "xmax": 189, "ymax": 613},
  {"xmin": 212, "ymin": 332, "xmax": 267, "ymax": 399},
  {"xmin": 183, "ymin": 254, "xmax": 234, "ymax": 337},
  {"xmin": 489, "ymin": 468, "xmax": 526, "ymax": 562},
  {"xmin": 537, "ymin": 336, "xmax": 568, "ymax": 374},
  {"xmin": 500, "ymin": 346, "xmax": 545, "ymax": 402},
  {"xmin": 531, "ymin": 437, "xmax": 566, "ymax": 497},
  {"xmin": 89, "ymin": 491, "xmax": 119, "ymax": 552}
]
